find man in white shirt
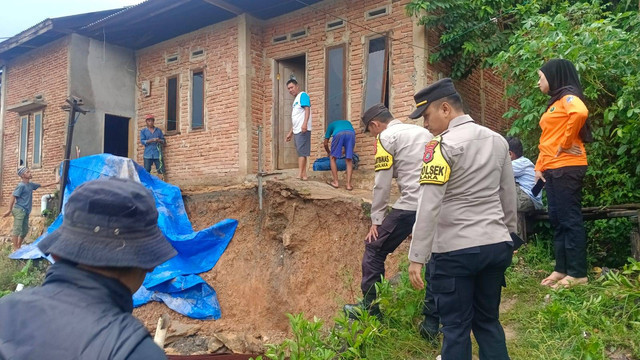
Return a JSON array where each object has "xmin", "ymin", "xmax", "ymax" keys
[{"xmin": 285, "ymin": 79, "xmax": 312, "ymax": 180}]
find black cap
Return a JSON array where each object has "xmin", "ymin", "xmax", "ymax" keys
[
  {"xmin": 408, "ymin": 78, "xmax": 458, "ymax": 119},
  {"xmin": 361, "ymin": 103, "xmax": 388, "ymax": 132},
  {"xmin": 38, "ymin": 177, "xmax": 177, "ymax": 269}
]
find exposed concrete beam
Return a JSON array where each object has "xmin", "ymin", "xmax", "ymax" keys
[
  {"xmin": 237, "ymin": 14, "xmax": 253, "ymax": 175},
  {"xmin": 412, "ymin": 16, "xmax": 427, "ymax": 92},
  {"xmin": 0, "ymin": 66, "xmax": 7, "ymax": 205},
  {"xmin": 202, "ymin": 0, "xmax": 244, "ymax": 15}
]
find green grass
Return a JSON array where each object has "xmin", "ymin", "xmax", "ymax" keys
[
  {"xmin": 0, "ymin": 244, "xmax": 48, "ymax": 298},
  {"xmin": 260, "ymin": 236, "xmax": 640, "ymax": 360}
]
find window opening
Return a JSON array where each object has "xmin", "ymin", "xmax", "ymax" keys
[
  {"xmin": 363, "ymin": 36, "xmax": 390, "ymax": 111},
  {"xmin": 191, "ymin": 71, "xmax": 204, "ymax": 129},
  {"xmin": 326, "ymin": 19, "xmax": 345, "ymax": 30},
  {"xmin": 19, "ymin": 115, "xmax": 29, "ymax": 166},
  {"xmin": 290, "ymin": 29, "xmax": 308, "ymax": 40},
  {"xmin": 166, "ymin": 54, "xmax": 179, "ymax": 64},
  {"xmin": 32, "ymin": 112, "xmax": 43, "ymax": 167},
  {"xmin": 273, "ymin": 35, "xmax": 288, "ymax": 44},
  {"xmin": 167, "ymin": 77, "xmax": 178, "ymax": 132},
  {"xmin": 366, "ymin": 6, "xmax": 389, "ymax": 19},
  {"xmin": 325, "ymin": 45, "xmax": 346, "ymax": 125}
]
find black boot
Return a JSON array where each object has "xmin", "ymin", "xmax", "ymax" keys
[
  {"xmin": 419, "ymin": 315, "xmax": 439, "ymax": 342},
  {"xmin": 343, "ymin": 301, "xmax": 381, "ymax": 320}
]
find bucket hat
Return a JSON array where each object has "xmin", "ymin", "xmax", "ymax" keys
[{"xmin": 38, "ymin": 177, "xmax": 177, "ymax": 268}]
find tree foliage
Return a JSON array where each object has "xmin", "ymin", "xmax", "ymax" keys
[
  {"xmin": 490, "ymin": 1, "xmax": 640, "ymax": 205},
  {"xmin": 406, "ymin": 0, "xmax": 639, "ymax": 79},
  {"xmin": 407, "ymin": 0, "xmax": 640, "ymax": 265}
]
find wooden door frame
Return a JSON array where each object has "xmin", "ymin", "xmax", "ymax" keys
[{"xmin": 273, "ymin": 53, "xmax": 307, "ymax": 170}]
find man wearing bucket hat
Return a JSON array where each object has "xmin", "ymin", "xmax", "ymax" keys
[
  {"xmin": 406, "ymin": 78, "xmax": 516, "ymax": 360},
  {"xmin": 343, "ymin": 103, "xmax": 440, "ymax": 341},
  {"xmin": 0, "ymin": 177, "xmax": 177, "ymax": 359}
]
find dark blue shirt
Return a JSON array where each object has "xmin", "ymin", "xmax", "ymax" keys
[
  {"xmin": 12, "ymin": 181, "xmax": 40, "ymax": 214},
  {"xmin": 140, "ymin": 127, "xmax": 165, "ymax": 159}
]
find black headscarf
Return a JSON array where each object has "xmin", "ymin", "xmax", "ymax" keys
[
  {"xmin": 540, "ymin": 58, "xmax": 584, "ymax": 109},
  {"xmin": 539, "ymin": 58, "xmax": 593, "ymax": 142}
]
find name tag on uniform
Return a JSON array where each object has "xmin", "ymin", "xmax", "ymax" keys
[
  {"xmin": 374, "ymin": 137, "xmax": 393, "ymax": 171},
  {"xmin": 420, "ymin": 136, "xmax": 450, "ymax": 185}
]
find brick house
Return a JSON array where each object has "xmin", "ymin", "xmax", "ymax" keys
[{"xmin": 0, "ymin": 0, "xmax": 510, "ymax": 210}]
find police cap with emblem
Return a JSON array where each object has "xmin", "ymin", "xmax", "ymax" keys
[
  {"xmin": 408, "ymin": 78, "xmax": 458, "ymax": 119},
  {"xmin": 361, "ymin": 103, "xmax": 389, "ymax": 133}
]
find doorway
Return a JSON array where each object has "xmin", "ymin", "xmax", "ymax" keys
[
  {"xmin": 104, "ymin": 114, "xmax": 130, "ymax": 157},
  {"xmin": 275, "ymin": 55, "xmax": 306, "ymax": 170}
]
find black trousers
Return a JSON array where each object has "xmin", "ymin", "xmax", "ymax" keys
[
  {"xmin": 429, "ymin": 242, "xmax": 512, "ymax": 360},
  {"xmin": 361, "ymin": 208, "xmax": 437, "ymax": 320},
  {"xmin": 544, "ymin": 166, "xmax": 587, "ymax": 278}
]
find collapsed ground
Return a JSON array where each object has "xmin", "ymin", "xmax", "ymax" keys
[
  {"xmin": 134, "ymin": 178, "xmax": 409, "ymax": 355},
  {"xmin": 2, "ymin": 177, "xmax": 638, "ymax": 358}
]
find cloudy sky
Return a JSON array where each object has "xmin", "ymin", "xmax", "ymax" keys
[{"xmin": 1, "ymin": 0, "xmax": 143, "ymax": 40}]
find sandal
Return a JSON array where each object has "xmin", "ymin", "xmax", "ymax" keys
[
  {"xmin": 326, "ymin": 180, "xmax": 339, "ymax": 189},
  {"xmin": 541, "ymin": 272, "xmax": 566, "ymax": 287}
]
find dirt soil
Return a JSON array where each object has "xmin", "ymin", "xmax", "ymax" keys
[{"xmin": 134, "ymin": 177, "xmax": 409, "ymax": 354}]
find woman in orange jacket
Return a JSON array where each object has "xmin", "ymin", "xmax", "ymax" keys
[{"xmin": 535, "ymin": 59, "xmax": 589, "ymax": 288}]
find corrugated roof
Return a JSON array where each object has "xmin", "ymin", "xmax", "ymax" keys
[
  {"xmin": 0, "ymin": 9, "xmax": 124, "ymax": 61},
  {"xmin": 0, "ymin": 0, "xmax": 323, "ymax": 58}
]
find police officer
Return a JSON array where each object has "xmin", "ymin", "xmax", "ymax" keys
[
  {"xmin": 343, "ymin": 103, "xmax": 439, "ymax": 340},
  {"xmin": 407, "ymin": 79, "xmax": 516, "ymax": 360}
]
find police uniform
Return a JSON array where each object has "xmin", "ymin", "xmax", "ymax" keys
[
  {"xmin": 348, "ymin": 104, "xmax": 438, "ymax": 332},
  {"xmin": 408, "ymin": 80, "xmax": 517, "ymax": 360}
]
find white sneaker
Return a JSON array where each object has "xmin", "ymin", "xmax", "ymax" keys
[{"xmin": 436, "ymin": 356, "xmax": 441, "ymax": 360}]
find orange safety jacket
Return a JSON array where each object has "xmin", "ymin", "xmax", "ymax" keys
[{"xmin": 535, "ymin": 95, "xmax": 588, "ymax": 172}]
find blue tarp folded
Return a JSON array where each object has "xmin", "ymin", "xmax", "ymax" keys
[
  {"xmin": 10, "ymin": 154, "xmax": 237, "ymax": 320},
  {"xmin": 312, "ymin": 154, "xmax": 359, "ymax": 171}
]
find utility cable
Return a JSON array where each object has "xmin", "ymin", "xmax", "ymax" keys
[{"xmin": 292, "ymin": 0, "xmax": 521, "ymax": 52}]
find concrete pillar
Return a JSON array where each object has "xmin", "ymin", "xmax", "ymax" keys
[
  {"xmin": 412, "ymin": 17, "xmax": 428, "ymax": 92},
  {"xmin": 480, "ymin": 69, "xmax": 486, "ymax": 126},
  {"xmin": 0, "ymin": 66, "xmax": 6, "ymax": 204},
  {"xmin": 237, "ymin": 14, "xmax": 253, "ymax": 175}
]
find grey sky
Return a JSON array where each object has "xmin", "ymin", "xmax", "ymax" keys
[{"xmin": 0, "ymin": 0, "xmax": 143, "ymax": 40}]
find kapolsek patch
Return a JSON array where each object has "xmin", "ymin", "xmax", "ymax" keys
[{"xmin": 420, "ymin": 136, "xmax": 450, "ymax": 185}]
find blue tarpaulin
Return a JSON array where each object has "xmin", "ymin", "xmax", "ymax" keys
[
  {"xmin": 312, "ymin": 154, "xmax": 359, "ymax": 171},
  {"xmin": 10, "ymin": 154, "xmax": 237, "ymax": 320}
]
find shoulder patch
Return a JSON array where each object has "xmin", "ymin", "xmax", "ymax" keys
[
  {"xmin": 374, "ymin": 136, "xmax": 393, "ymax": 171},
  {"xmin": 420, "ymin": 136, "xmax": 450, "ymax": 185},
  {"xmin": 566, "ymin": 96, "xmax": 573, "ymax": 103},
  {"xmin": 549, "ymin": 106, "xmax": 556, "ymax": 113}
]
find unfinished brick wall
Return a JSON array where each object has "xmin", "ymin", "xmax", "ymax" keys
[
  {"xmin": 260, "ymin": 0, "xmax": 420, "ymax": 171},
  {"xmin": 425, "ymin": 27, "xmax": 512, "ymax": 134},
  {"xmin": 1, "ymin": 38, "xmax": 69, "ymax": 209},
  {"xmin": 457, "ymin": 68, "xmax": 511, "ymax": 133},
  {"xmin": 135, "ymin": 19, "xmax": 240, "ymax": 184}
]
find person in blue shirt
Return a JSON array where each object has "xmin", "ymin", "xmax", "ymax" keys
[
  {"xmin": 140, "ymin": 114, "xmax": 165, "ymax": 180},
  {"xmin": 323, "ymin": 120, "xmax": 356, "ymax": 190},
  {"xmin": 2, "ymin": 167, "xmax": 58, "ymax": 251},
  {"xmin": 506, "ymin": 137, "xmax": 543, "ymax": 214}
]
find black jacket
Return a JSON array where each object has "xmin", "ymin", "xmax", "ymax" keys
[{"xmin": 0, "ymin": 261, "xmax": 166, "ymax": 360}]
